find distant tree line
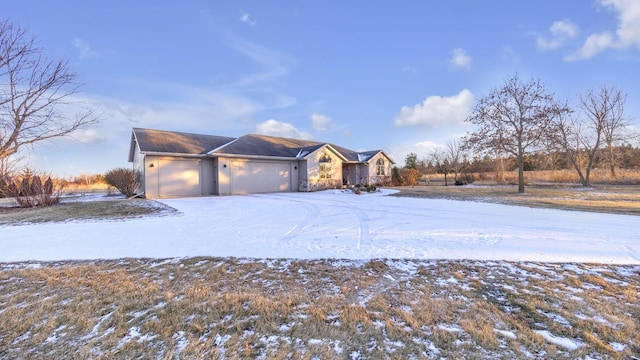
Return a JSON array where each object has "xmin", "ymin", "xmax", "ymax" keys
[
  {"xmin": 393, "ymin": 75, "xmax": 638, "ymax": 192},
  {"xmin": 395, "ymin": 142, "xmax": 640, "ymax": 187}
]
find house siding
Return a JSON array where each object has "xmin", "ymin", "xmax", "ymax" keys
[
  {"xmin": 201, "ymin": 159, "xmax": 215, "ymax": 196},
  {"xmin": 216, "ymin": 157, "xmax": 232, "ymax": 195},
  {"xmin": 367, "ymin": 153, "xmax": 393, "ymax": 186},
  {"xmin": 131, "ymin": 141, "xmax": 146, "ymax": 196},
  {"xmin": 299, "ymin": 146, "xmax": 342, "ymax": 191},
  {"xmin": 144, "ymin": 156, "xmax": 160, "ymax": 198}
]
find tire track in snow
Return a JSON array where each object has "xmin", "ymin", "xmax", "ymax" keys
[
  {"xmin": 354, "ymin": 206, "xmax": 371, "ymax": 251},
  {"xmin": 623, "ymin": 246, "xmax": 640, "ymax": 262},
  {"xmin": 279, "ymin": 201, "xmax": 320, "ymax": 244},
  {"xmin": 263, "ymin": 193, "xmax": 375, "ymax": 251}
]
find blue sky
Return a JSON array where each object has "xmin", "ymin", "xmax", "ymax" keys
[{"xmin": 4, "ymin": 1, "xmax": 640, "ymax": 177}]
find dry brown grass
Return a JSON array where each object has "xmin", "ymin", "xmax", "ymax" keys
[
  {"xmin": 2, "ymin": 258, "xmax": 636, "ymax": 359},
  {"xmin": 392, "ymin": 182, "xmax": 640, "ymax": 216},
  {"xmin": 422, "ymin": 169, "xmax": 640, "ymax": 186},
  {"xmin": 0, "ymin": 197, "xmax": 177, "ymax": 225}
]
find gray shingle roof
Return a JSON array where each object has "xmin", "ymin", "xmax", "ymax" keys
[
  {"xmin": 132, "ymin": 128, "xmax": 236, "ymax": 155},
  {"xmin": 211, "ymin": 134, "xmax": 325, "ymax": 158},
  {"xmin": 130, "ymin": 128, "xmax": 394, "ymax": 164}
]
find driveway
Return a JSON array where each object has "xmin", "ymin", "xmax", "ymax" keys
[{"xmin": 0, "ymin": 190, "xmax": 638, "ymax": 263}]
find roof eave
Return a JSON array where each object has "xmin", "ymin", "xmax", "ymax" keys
[
  {"xmin": 137, "ymin": 151, "xmax": 210, "ymax": 158},
  {"xmin": 211, "ymin": 153, "xmax": 300, "ymax": 161},
  {"xmin": 301, "ymin": 144, "xmax": 349, "ymax": 162}
]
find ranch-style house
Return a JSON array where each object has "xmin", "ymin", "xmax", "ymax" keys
[{"xmin": 128, "ymin": 128, "xmax": 395, "ymax": 198}]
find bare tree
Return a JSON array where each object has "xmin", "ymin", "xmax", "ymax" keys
[
  {"xmin": 429, "ymin": 150, "xmax": 453, "ymax": 186},
  {"xmin": 552, "ymin": 104, "xmax": 601, "ymax": 187},
  {"xmin": 585, "ymin": 86, "xmax": 630, "ymax": 178},
  {"xmin": 0, "ymin": 19, "xmax": 97, "ymax": 165},
  {"xmin": 465, "ymin": 74, "xmax": 567, "ymax": 193},
  {"xmin": 0, "ymin": 154, "xmax": 21, "ymax": 177},
  {"xmin": 552, "ymin": 85, "xmax": 631, "ymax": 186},
  {"xmin": 445, "ymin": 138, "xmax": 464, "ymax": 183}
]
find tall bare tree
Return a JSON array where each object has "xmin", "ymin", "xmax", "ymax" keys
[
  {"xmin": 0, "ymin": 19, "xmax": 97, "ymax": 170},
  {"xmin": 445, "ymin": 138, "xmax": 464, "ymax": 183},
  {"xmin": 584, "ymin": 86, "xmax": 630, "ymax": 178},
  {"xmin": 552, "ymin": 103, "xmax": 601, "ymax": 187},
  {"xmin": 552, "ymin": 85, "xmax": 631, "ymax": 186},
  {"xmin": 465, "ymin": 74, "xmax": 567, "ymax": 193},
  {"xmin": 428, "ymin": 150, "xmax": 453, "ymax": 186}
]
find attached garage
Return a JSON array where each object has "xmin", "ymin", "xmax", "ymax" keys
[
  {"xmin": 158, "ymin": 159, "xmax": 202, "ymax": 197},
  {"xmin": 143, "ymin": 157, "xmax": 204, "ymax": 198},
  {"xmin": 229, "ymin": 160, "xmax": 291, "ymax": 195}
]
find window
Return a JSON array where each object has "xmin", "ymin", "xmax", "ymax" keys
[
  {"xmin": 376, "ymin": 158, "xmax": 385, "ymax": 176},
  {"xmin": 319, "ymin": 151, "xmax": 332, "ymax": 179},
  {"xmin": 320, "ymin": 163, "xmax": 332, "ymax": 179}
]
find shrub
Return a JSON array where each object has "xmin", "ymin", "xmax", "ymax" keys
[
  {"xmin": 399, "ymin": 168, "xmax": 421, "ymax": 186},
  {"xmin": 104, "ymin": 168, "xmax": 140, "ymax": 198},
  {"xmin": 456, "ymin": 173, "xmax": 475, "ymax": 186},
  {"xmin": 391, "ymin": 167, "xmax": 405, "ymax": 186},
  {"xmin": 3, "ymin": 169, "xmax": 61, "ymax": 207}
]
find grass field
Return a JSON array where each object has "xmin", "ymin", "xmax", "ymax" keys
[
  {"xmin": 1, "ymin": 258, "xmax": 638, "ymax": 359},
  {"xmin": 0, "ymin": 184, "xmax": 639, "ymax": 359},
  {"xmin": 391, "ymin": 184, "xmax": 640, "ymax": 216}
]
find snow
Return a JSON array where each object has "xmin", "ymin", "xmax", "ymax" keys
[
  {"xmin": 0, "ymin": 189, "xmax": 638, "ymax": 263},
  {"xmin": 610, "ymin": 342, "xmax": 626, "ymax": 351},
  {"xmin": 495, "ymin": 329, "xmax": 517, "ymax": 339},
  {"xmin": 533, "ymin": 330, "xmax": 585, "ymax": 351}
]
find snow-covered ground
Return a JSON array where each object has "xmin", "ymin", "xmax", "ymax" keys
[{"xmin": 0, "ymin": 189, "xmax": 638, "ymax": 263}]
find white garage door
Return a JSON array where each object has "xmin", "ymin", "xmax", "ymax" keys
[
  {"xmin": 230, "ymin": 161, "xmax": 290, "ymax": 194},
  {"xmin": 158, "ymin": 159, "xmax": 201, "ymax": 197}
]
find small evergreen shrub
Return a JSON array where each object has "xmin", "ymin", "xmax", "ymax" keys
[
  {"xmin": 105, "ymin": 168, "xmax": 140, "ymax": 198},
  {"xmin": 391, "ymin": 167, "xmax": 405, "ymax": 186}
]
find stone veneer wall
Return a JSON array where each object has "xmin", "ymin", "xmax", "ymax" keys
[{"xmin": 298, "ymin": 179, "xmax": 342, "ymax": 192}]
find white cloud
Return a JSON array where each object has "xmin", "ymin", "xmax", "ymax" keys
[
  {"xmin": 566, "ymin": 0, "xmax": 640, "ymax": 60},
  {"xmin": 389, "ymin": 141, "xmax": 444, "ymax": 167},
  {"xmin": 256, "ymin": 119, "xmax": 312, "ymax": 140},
  {"xmin": 536, "ymin": 20, "xmax": 579, "ymax": 50},
  {"xmin": 604, "ymin": 0, "xmax": 640, "ymax": 48},
  {"xmin": 393, "ymin": 89, "xmax": 475, "ymax": 127},
  {"xmin": 565, "ymin": 32, "xmax": 615, "ymax": 60},
  {"xmin": 449, "ymin": 48, "xmax": 472, "ymax": 70},
  {"xmin": 72, "ymin": 38, "xmax": 99, "ymax": 60},
  {"xmin": 240, "ymin": 13, "xmax": 256, "ymax": 26},
  {"xmin": 68, "ymin": 129, "xmax": 107, "ymax": 143},
  {"xmin": 311, "ymin": 113, "xmax": 332, "ymax": 131}
]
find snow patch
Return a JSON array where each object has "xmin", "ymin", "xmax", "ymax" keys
[
  {"xmin": 495, "ymin": 329, "xmax": 517, "ymax": 339},
  {"xmin": 534, "ymin": 330, "xmax": 584, "ymax": 350}
]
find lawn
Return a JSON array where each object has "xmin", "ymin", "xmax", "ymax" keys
[
  {"xmin": 391, "ymin": 184, "xmax": 640, "ymax": 216},
  {"xmin": 0, "ymin": 185, "xmax": 638, "ymax": 359}
]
